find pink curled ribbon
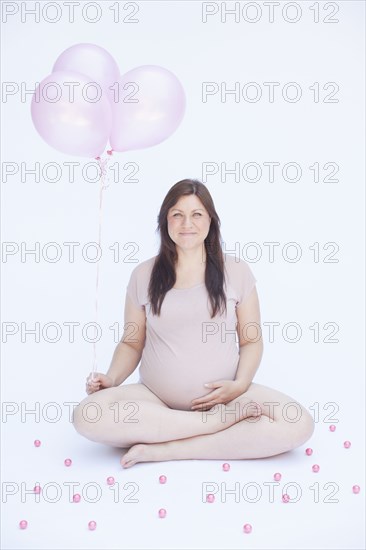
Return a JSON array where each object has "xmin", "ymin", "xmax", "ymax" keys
[{"xmin": 91, "ymin": 149, "xmax": 113, "ymax": 380}]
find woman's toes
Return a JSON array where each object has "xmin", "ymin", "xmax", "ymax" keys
[
  {"xmin": 120, "ymin": 444, "xmax": 148, "ymax": 468},
  {"xmin": 122, "ymin": 458, "xmax": 136, "ymax": 469}
]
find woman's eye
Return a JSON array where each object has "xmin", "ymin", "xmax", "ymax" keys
[{"xmin": 173, "ymin": 213, "xmax": 202, "ymax": 217}]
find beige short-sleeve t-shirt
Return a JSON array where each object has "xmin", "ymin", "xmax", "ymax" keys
[{"xmin": 126, "ymin": 254, "xmax": 257, "ymax": 410}]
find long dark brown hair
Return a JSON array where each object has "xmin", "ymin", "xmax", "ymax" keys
[{"xmin": 148, "ymin": 179, "xmax": 227, "ymax": 318}]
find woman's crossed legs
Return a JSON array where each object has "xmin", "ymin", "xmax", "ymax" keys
[{"xmin": 72, "ymin": 382, "xmax": 314, "ymax": 468}]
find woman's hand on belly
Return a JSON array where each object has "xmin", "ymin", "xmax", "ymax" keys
[{"xmin": 190, "ymin": 379, "xmax": 245, "ymax": 411}]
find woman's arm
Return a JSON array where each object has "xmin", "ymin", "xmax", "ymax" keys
[
  {"xmin": 87, "ymin": 293, "xmax": 146, "ymax": 393},
  {"xmin": 191, "ymin": 287, "xmax": 263, "ymax": 409},
  {"xmin": 107, "ymin": 292, "xmax": 147, "ymax": 385},
  {"xmin": 235, "ymin": 340, "xmax": 263, "ymax": 393},
  {"xmin": 235, "ymin": 286, "xmax": 263, "ymax": 392},
  {"xmin": 105, "ymin": 341, "xmax": 143, "ymax": 386}
]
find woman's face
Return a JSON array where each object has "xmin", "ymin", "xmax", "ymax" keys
[{"xmin": 167, "ymin": 195, "xmax": 211, "ymax": 252}]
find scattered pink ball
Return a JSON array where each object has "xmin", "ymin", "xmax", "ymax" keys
[
  {"xmin": 158, "ymin": 508, "xmax": 167, "ymax": 518},
  {"xmin": 222, "ymin": 463, "xmax": 230, "ymax": 471},
  {"xmin": 312, "ymin": 464, "xmax": 320, "ymax": 473},
  {"xmin": 34, "ymin": 440, "xmax": 41, "ymax": 447},
  {"xmin": 329, "ymin": 425, "xmax": 336, "ymax": 432},
  {"xmin": 19, "ymin": 520, "xmax": 28, "ymax": 529},
  {"xmin": 282, "ymin": 494, "xmax": 290, "ymax": 503},
  {"xmin": 344, "ymin": 441, "xmax": 351, "ymax": 449},
  {"xmin": 73, "ymin": 494, "xmax": 81, "ymax": 503},
  {"xmin": 206, "ymin": 494, "xmax": 215, "ymax": 503},
  {"xmin": 352, "ymin": 485, "xmax": 360, "ymax": 494},
  {"xmin": 33, "ymin": 485, "xmax": 41, "ymax": 494},
  {"xmin": 159, "ymin": 475, "xmax": 167, "ymax": 484},
  {"xmin": 64, "ymin": 459, "xmax": 72, "ymax": 467},
  {"xmin": 274, "ymin": 472, "xmax": 282, "ymax": 481},
  {"xmin": 88, "ymin": 521, "xmax": 97, "ymax": 530},
  {"xmin": 305, "ymin": 448, "xmax": 313, "ymax": 456},
  {"xmin": 243, "ymin": 523, "xmax": 252, "ymax": 534},
  {"xmin": 106, "ymin": 477, "xmax": 115, "ymax": 485}
]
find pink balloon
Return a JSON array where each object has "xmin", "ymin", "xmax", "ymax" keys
[
  {"xmin": 109, "ymin": 65, "xmax": 186, "ymax": 152},
  {"xmin": 52, "ymin": 43, "xmax": 120, "ymax": 106},
  {"xmin": 31, "ymin": 70, "xmax": 112, "ymax": 158}
]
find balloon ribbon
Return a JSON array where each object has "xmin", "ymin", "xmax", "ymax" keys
[{"xmin": 91, "ymin": 150, "xmax": 113, "ymax": 380}]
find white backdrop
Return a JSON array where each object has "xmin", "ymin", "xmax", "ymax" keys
[{"xmin": 1, "ymin": 1, "xmax": 365, "ymax": 549}]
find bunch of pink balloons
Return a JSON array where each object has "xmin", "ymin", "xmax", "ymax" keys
[{"xmin": 31, "ymin": 43, "xmax": 186, "ymax": 158}]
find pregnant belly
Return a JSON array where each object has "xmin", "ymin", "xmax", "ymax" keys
[{"xmin": 139, "ymin": 351, "xmax": 239, "ymax": 411}]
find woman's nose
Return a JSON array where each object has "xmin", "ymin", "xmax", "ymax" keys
[{"xmin": 181, "ymin": 216, "xmax": 193, "ymax": 227}]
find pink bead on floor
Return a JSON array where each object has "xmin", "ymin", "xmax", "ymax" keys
[
  {"xmin": 206, "ymin": 494, "xmax": 215, "ymax": 503},
  {"xmin": 73, "ymin": 494, "xmax": 81, "ymax": 503},
  {"xmin": 88, "ymin": 521, "xmax": 97, "ymax": 530},
  {"xmin": 312, "ymin": 464, "xmax": 320, "ymax": 473},
  {"xmin": 159, "ymin": 475, "xmax": 167, "ymax": 484},
  {"xmin": 33, "ymin": 485, "xmax": 41, "ymax": 494},
  {"xmin": 64, "ymin": 459, "xmax": 72, "ymax": 467},
  {"xmin": 274, "ymin": 472, "xmax": 281, "ymax": 481},
  {"xmin": 282, "ymin": 494, "xmax": 290, "ymax": 503},
  {"xmin": 305, "ymin": 448, "xmax": 313, "ymax": 455},
  {"xmin": 106, "ymin": 477, "xmax": 115, "ymax": 485},
  {"xmin": 329, "ymin": 425, "xmax": 336, "ymax": 432},
  {"xmin": 344, "ymin": 441, "xmax": 351, "ymax": 448},
  {"xmin": 158, "ymin": 508, "xmax": 167, "ymax": 518},
  {"xmin": 352, "ymin": 485, "xmax": 360, "ymax": 494},
  {"xmin": 34, "ymin": 440, "xmax": 41, "ymax": 447},
  {"xmin": 222, "ymin": 463, "xmax": 230, "ymax": 471},
  {"xmin": 19, "ymin": 520, "xmax": 28, "ymax": 529},
  {"xmin": 243, "ymin": 524, "xmax": 252, "ymax": 534}
]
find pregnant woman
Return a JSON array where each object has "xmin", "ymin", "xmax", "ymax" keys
[{"xmin": 73, "ymin": 178, "xmax": 314, "ymax": 468}]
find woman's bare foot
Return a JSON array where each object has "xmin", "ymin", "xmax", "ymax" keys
[
  {"xmin": 119, "ymin": 403, "xmax": 250, "ymax": 468},
  {"xmin": 120, "ymin": 443, "xmax": 166, "ymax": 468}
]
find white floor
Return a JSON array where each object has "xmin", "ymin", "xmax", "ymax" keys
[{"xmin": 2, "ymin": 385, "xmax": 365, "ymax": 550}]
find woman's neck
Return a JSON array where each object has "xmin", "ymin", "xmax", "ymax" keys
[{"xmin": 175, "ymin": 250, "xmax": 206, "ymax": 271}]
